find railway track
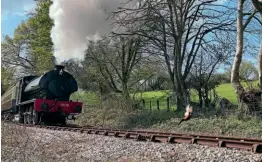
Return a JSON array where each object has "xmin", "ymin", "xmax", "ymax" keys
[{"xmin": 4, "ymin": 121, "xmax": 262, "ymax": 154}]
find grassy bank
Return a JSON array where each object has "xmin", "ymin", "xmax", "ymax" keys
[
  {"xmin": 70, "ymin": 82, "xmax": 262, "ymax": 139},
  {"xmin": 75, "ymin": 105, "xmax": 262, "ymax": 138}
]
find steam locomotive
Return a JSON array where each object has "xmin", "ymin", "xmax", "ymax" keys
[{"xmin": 1, "ymin": 65, "xmax": 83, "ymax": 125}]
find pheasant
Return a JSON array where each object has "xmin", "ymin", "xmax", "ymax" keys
[{"xmin": 178, "ymin": 105, "xmax": 193, "ymax": 125}]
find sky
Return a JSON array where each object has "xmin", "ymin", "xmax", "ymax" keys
[
  {"xmin": 0, "ymin": 0, "xmax": 259, "ymax": 73},
  {"xmin": 1, "ymin": 0, "xmax": 36, "ymax": 36}
]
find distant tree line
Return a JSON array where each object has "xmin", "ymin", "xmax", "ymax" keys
[{"xmin": 2, "ymin": 0, "xmax": 262, "ymax": 111}]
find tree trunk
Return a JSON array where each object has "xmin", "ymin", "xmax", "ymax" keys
[
  {"xmin": 175, "ymin": 83, "xmax": 188, "ymax": 111},
  {"xmin": 198, "ymin": 89, "xmax": 203, "ymax": 108},
  {"xmin": 122, "ymin": 80, "xmax": 133, "ymax": 111},
  {"xmin": 258, "ymin": 43, "xmax": 262, "ymax": 90},
  {"xmin": 231, "ymin": 0, "xmax": 245, "ymax": 99},
  {"xmin": 204, "ymin": 86, "xmax": 209, "ymax": 106},
  {"xmin": 174, "ymin": 71, "xmax": 188, "ymax": 111},
  {"xmin": 122, "ymin": 82, "xmax": 130, "ymax": 100}
]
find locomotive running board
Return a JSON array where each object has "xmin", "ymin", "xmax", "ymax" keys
[{"xmin": 17, "ymin": 99, "xmax": 36, "ymax": 106}]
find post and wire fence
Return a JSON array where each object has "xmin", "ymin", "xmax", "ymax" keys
[
  {"xmin": 139, "ymin": 97, "xmax": 173, "ymax": 111},
  {"xmin": 136, "ymin": 93, "xmax": 262, "ymax": 119}
]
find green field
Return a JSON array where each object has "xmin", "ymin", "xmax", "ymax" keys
[
  {"xmin": 72, "ymin": 82, "xmax": 258, "ymax": 109},
  {"xmin": 216, "ymin": 83, "xmax": 238, "ymax": 105},
  {"xmin": 133, "ymin": 90, "xmax": 172, "ymax": 110},
  {"xmin": 134, "ymin": 81, "xmax": 260, "ymax": 108},
  {"xmin": 134, "ymin": 83, "xmax": 241, "ymax": 109}
]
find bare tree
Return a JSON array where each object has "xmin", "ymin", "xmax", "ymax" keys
[
  {"xmin": 85, "ymin": 35, "xmax": 142, "ymax": 100},
  {"xmin": 258, "ymin": 44, "xmax": 262, "ymax": 89},
  {"xmin": 1, "ymin": 33, "xmax": 36, "ymax": 75},
  {"xmin": 189, "ymin": 38, "xmax": 233, "ymax": 107},
  {"xmin": 112, "ymin": 0, "xmax": 235, "ymax": 110},
  {"xmin": 251, "ymin": 0, "xmax": 262, "ymax": 89},
  {"xmin": 231, "ymin": 0, "xmax": 259, "ymax": 98}
]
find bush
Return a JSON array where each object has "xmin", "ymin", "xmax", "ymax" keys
[{"xmin": 70, "ymin": 91, "xmax": 100, "ymax": 107}]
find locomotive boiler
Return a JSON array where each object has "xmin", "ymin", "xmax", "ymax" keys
[{"xmin": 1, "ymin": 65, "xmax": 83, "ymax": 125}]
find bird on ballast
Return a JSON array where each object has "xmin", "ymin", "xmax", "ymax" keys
[{"xmin": 178, "ymin": 105, "xmax": 193, "ymax": 125}]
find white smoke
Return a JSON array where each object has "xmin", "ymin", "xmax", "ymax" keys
[{"xmin": 49, "ymin": 0, "xmax": 126, "ymax": 63}]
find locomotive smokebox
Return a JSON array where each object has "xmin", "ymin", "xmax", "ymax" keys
[
  {"xmin": 55, "ymin": 65, "xmax": 65, "ymax": 71},
  {"xmin": 24, "ymin": 64, "xmax": 78, "ymax": 101}
]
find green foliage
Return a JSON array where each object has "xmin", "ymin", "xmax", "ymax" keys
[
  {"xmin": 239, "ymin": 61, "xmax": 258, "ymax": 81},
  {"xmin": 1, "ymin": 0, "xmax": 54, "ymax": 76},
  {"xmin": 1, "ymin": 67, "xmax": 16, "ymax": 94},
  {"xmin": 220, "ymin": 61, "xmax": 258, "ymax": 84},
  {"xmin": 70, "ymin": 91, "xmax": 100, "ymax": 108},
  {"xmin": 74, "ymin": 94, "xmax": 133, "ymax": 127},
  {"xmin": 27, "ymin": 0, "xmax": 54, "ymax": 73}
]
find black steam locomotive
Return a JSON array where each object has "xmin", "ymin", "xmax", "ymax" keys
[{"xmin": 1, "ymin": 65, "xmax": 83, "ymax": 125}]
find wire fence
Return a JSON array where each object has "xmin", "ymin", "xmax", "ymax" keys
[
  {"xmin": 138, "ymin": 97, "xmax": 175, "ymax": 111},
  {"xmin": 136, "ymin": 95, "xmax": 262, "ymax": 119}
]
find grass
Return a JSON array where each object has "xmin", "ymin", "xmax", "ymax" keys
[
  {"xmin": 152, "ymin": 115, "xmax": 262, "ymax": 138},
  {"xmin": 133, "ymin": 81, "xmax": 259, "ymax": 107},
  {"xmin": 75, "ymin": 102, "xmax": 262, "ymax": 138},
  {"xmin": 132, "ymin": 90, "xmax": 176, "ymax": 110},
  {"xmin": 70, "ymin": 81, "xmax": 259, "ymax": 112},
  {"xmin": 133, "ymin": 90, "xmax": 170, "ymax": 99},
  {"xmin": 132, "ymin": 87, "xmax": 225, "ymax": 110},
  {"xmin": 70, "ymin": 91, "xmax": 100, "ymax": 112},
  {"xmin": 71, "ymin": 81, "xmax": 262, "ymax": 139},
  {"xmin": 70, "ymin": 83, "xmax": 242, "ymax": 110},
  {"xmin": 216, "ymin": 83, "xmax": 238, "ymax": 105}
]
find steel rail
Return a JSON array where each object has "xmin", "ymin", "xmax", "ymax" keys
[{"xmin": 6, "ymin": 122, "xmax": 261, "ymax": 154}]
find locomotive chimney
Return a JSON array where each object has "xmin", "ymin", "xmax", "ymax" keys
[{"xmin": 55, "ymin": 65, "xmax": 65, "ymax": 71}]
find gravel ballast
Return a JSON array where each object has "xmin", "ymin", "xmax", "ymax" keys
[{"xmin": 1, "ymin": 124, "xmax": 262, "ymax": 162}]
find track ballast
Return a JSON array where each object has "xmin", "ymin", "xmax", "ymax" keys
[{"xmin": 3, "ymin": 121, "xmax": 262, "ymax": 154}]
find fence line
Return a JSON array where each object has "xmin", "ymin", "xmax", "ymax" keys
[
  {"xmin": 137, "ymin": 96, "xmax": 262, "ymax": 118},
  {"xmin": 139, "ymin": 97, "xmax": 174, "ymax": 111}
]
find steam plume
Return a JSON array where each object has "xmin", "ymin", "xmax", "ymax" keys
[{"xmin": 49, "ymin": 0, "xmax": 125, "ymax": 63}]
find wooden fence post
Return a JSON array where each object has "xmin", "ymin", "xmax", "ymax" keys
[
  {"xmin": 150, "ymin": 100, "xmax": 152, "ymax": 112},
  {"xmin": 142, "ymin": 99, "xmax": 145, "ymax": 108},
  {"xmin": 167, "ymin": 97, "xmax": 170, "ymax": 112},
  {"xmin": 157, "ymin": 100, "xmax": 160, "ymax": 111}
]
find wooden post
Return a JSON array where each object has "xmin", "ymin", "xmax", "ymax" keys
[
  {"xmin": 142, "ymin": 99, "xmax": 145, "ymax": 108},
  {"xmin": 149, "ymin": 100, "xmax": 152, "ymax": 111},
  {"xmin": 157, "ymin": 100, "xmax": 160, "ymax": 111},
  {"xmin": 260, "ymin": 94, "xmax": 262, "ymax": 113},
  {"xmin": 167, "ymin": 97, "xmax": 170, "ymax": 112}
]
